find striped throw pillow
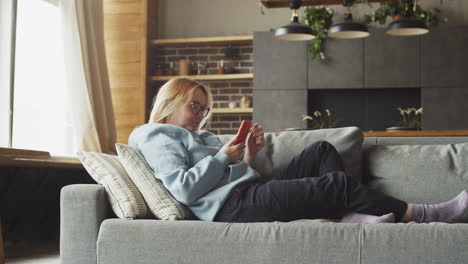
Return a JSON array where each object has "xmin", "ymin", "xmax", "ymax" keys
[
  {"xmin": 77, "ymin": 152, "xmax": 150, "ymax": 219},
  {"xmin": 115, "ymin": 143, "xmax": 192, "ymax": 220}
]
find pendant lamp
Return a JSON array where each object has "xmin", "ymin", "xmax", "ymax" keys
[
  {"xmin": 329, "ymin": 1, "xmax": 369, "ymax": 39},
  {"xmin": 387, "ymin": 16, "xmax": 428, "ymax": 36},
  {"xmin": 386, "ymin": 0, "xmax": 428, "ymax": 36},
  {"xmin": 275, "ymin": 0, "xmax": 316, "ymax": 41}
]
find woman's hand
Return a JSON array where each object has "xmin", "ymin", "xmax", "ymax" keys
[
  {"xmin": 219, "ymin": 137, "xmax": 246, "ymax": 164},
  {"xmin": 244, "ymin": 123, "xmax": 265, "ymax": 165}
]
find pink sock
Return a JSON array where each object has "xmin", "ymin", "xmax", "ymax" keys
[
  {"xmin": 411, "ymin": 190, "xmax": 468, "ymax": 223},
  {"xmin": 340, "ymin": 212, "xmax": 395, "ymax": 224}
]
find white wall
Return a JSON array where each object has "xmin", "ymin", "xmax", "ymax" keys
[{"xmin": 156, "ymin": 0, "xmax": 468, "ymax": 38}]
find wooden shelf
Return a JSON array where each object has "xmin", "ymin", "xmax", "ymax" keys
[
  {"xmin": 150, "ymin": 35, "xmax": 253, "ymax": 46},
  {"xmin": 0, "ymin": 156, "xmax": 83, "ymax": 169},
  {"xmin": 0, "ymin": 147, "xmax": 51, "ymax": 159},
  {"xmin": 150, "ymin": 73, "xmax": 253, "ymax": 82},
  {"xmin": 148, "ymin": 35, "xmax": 254, "ymax": 118},
  {"xmin": 363, "ymin": 130, "xmax": 468, "ymax": 137},
  {"xmin": 260, "ymin": 0, "xmax": 399, "ymax": 8},
  {"xmin": 0, "ymin": 147, "xmax": 82, "ymax": 168},
  {"xmin": 212, "ymin": 108, "xmax": 253, "ymax": 114}
]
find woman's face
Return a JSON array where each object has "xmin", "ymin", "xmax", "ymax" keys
[{"xmin": 166, "ymin": 87, "xmax": 208, "ymax": 131}]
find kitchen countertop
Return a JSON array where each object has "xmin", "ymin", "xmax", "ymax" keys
[{"xmin": 363, "ymin": 130, "xmax": 468, "ymax": 137}]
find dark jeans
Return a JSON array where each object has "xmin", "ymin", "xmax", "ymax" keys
[{"xmin": 214, "ymin": 141, "xmax": 408, "ymax": 222}]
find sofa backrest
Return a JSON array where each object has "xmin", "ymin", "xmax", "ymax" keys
[
  {"xmin": 364, "ymin": 136, "xmax": 468, "ymax": 204},
  {"xmin": 217, "ymin": 127, "xmax": 364, "ymax": 182}
]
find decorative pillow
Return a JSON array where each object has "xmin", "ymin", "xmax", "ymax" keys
[
  {"xmin": 217, "ymin": 126, "xmax": 364, "ymax": 182},
  {"xmin": 365, "ymin": 143, "xmax": 468, "ymax": 204},
  {"xmin": 115, "ymin": 143, "xmax": 192, "ymax": 220},
  {"xmin": 77, "ymin": 151, "xmax": 149, "ymax": 219}
]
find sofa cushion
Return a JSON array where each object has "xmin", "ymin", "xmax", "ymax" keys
[
  {"xmin": 77, "ymin": 152, "xmax": 149, "ymax": 219},
  {"xmin": 217, "ymin": 126, "xmax": 364, "ymax": 182},
  {"xmin": 361, "ymin": 223, "xmax": 468, "ymax": 264},
  {"xmin": 115, "ymin": 143, "xmax": 192, "ymax": 220},
  {"xmin": 97, "ymin": 219, "xmax": 360, "ymax": 264},
  {"xmin": 365, "ymin": 143, "xmax": 468, "ymax": 203}
]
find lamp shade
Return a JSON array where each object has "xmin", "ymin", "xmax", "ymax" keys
[
  {"xmin": 275, "ymin": 16, "xmax": 316, "ymax": 41},
  {"xmin": 328, "ymin": 21, "xmax": 369, "ymax": 39},
  {"xmin": 386, "ymin": 17, "xmax": 428, "ymax": 36}
]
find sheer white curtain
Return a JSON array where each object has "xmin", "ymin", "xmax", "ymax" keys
[{"xmin": 59, "ymin": 0, "xmax": 116, "ymax": 154}]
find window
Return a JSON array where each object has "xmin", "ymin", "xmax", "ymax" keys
[
  {"xmin": 0, "ymin": 0, "xmax": 13, "ymax": 148},
  {"xmin": 1, "ymin": 0, "xmax": 75, "ymax": 156}
]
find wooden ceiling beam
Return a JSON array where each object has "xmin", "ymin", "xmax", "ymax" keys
[{"xmin": 260, "ymin": 0, "xmax": 403, "ymax": 9}]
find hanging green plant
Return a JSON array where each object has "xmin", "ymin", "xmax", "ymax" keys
[
  {"xmin": 301, "ymin": 6, "xmax": 334, "ymax": 61},
  {"xmin": 362, "ymin": 1, "xmax": 444, "ymax": 27}
]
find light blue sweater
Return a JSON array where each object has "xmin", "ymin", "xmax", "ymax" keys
[{"xmin": 129, "ymin": 123, "xmax": 261, "ymax": 221}]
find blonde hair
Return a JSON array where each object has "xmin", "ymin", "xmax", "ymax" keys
[{"xmin": 148, "ymin": 77, "xmax": 213, "ymax": 131}]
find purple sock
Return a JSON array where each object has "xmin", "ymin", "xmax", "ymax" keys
[
  {"xmin": 340, "ymin": 212, "xmax": 395, "ymax": 224},
  {"xmin": 412, "ymin": 190, "xmax": 468, "ymax": 223}
]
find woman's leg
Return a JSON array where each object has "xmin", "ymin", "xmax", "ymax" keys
[
  {"xmin": 214, "ymin": 171, "xmax": 408, "ymax": 222},
  {"xmin": 216, "ymin": 139, "xmax": 468, "ymax": 223},
  {"xmin": 278, "ymin": 141, "xmax": 346, "ymax": 181},
  {"xmin": 277, "ymin": 140, "xmax": 404, "ymax": 223}
]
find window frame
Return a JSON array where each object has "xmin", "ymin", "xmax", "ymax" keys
[{"xmin": 2, "ymin": 0, "xmax": 74, "ymax": 156}]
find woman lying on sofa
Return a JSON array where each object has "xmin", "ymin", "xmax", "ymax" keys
[{"xmin": 129, "ymin": 77, "xmax": 468, "ymax": 224}]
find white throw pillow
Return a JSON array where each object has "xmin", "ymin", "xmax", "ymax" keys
[
  {"xmin": 77, "ymin": 151, "xmax": 150, "ymax": 219},
  {"xmin": 115, "ymin": 143, "xmax": 192, "ymax": 220}
]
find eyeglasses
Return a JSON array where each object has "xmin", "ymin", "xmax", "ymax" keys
[{"xmin": 188, "ymin": 101, "xmax": 210, "ymax": 117}]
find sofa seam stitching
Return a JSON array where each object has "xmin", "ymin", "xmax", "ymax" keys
[{"xmin": 359, "ymin": 224, "xmax": 363, "ymax": 264}]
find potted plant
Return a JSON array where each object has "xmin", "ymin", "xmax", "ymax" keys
[
  {"xmin": 302, "ymin": 109, "xmax": 340, "ymax": 129},
  {"xmin": 362, "ymin": 1, "xmax": 444, "ymax": 27},
  {"xmin": 387, "ymin": 107, "xmax": 423, "ymax": 131},
  {"xmin": 301, "ymin": 6, "xmax": 334, "ymax": 61}
]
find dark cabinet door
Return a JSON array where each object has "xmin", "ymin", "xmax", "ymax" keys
[
  {"xmin": 422, "ymin": 27, "xmax": 468, "ymax": 88},
  {"xmin": 364, "ymin": 28, "xmax": 421, "ymax": 88},
  {"xmin": 422, "ymin": 87, "xmax": 468, "ymax": 130},
  {"xmin": 253, "ymin": 31, "xmax": 307, "ymax": 90},
  {"xmin": 308, "ymin": 38, "xmax": 364, "ymax": 89}
]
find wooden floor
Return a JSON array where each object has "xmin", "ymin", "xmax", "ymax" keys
[{"xmin": 4, "ymin": 241, "xmax": 59, "ymax": 264}]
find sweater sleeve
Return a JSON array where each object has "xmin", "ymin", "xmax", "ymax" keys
[{"xmin": 139, "ymin": 137, "xmax": 230, "ymax": 205}]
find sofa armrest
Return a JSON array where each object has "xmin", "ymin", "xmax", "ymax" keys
[{"xmin": 60, "ymin": 184, "xmax": 110, "ymax": 264}]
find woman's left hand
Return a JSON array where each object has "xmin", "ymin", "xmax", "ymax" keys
[{"xmin": 243, "ymin": 123, "xmax": 265, "ymax": 164}]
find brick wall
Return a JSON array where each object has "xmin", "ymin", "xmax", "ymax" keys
[
  {"xmin": 150, "ymin": 42, "xmax": 253, "ymax": 135},
  {"xmin": 151, "ymin": 43, "xmax": 253, "ymax": 75},
  {"xmin": 204, "ymin": 80, "xmax": 253, "ymax": 135}
]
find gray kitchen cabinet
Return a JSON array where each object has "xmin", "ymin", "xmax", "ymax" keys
[
  {"xmin": 253, "ymin": 31, "xmax": 307, "ymax": 90},
  {"xmin": 308, "ymin": 38, "xmax": 364, "ymax": 89},
  {"xmin": 421, "ymin": 26, "xmax": 468, "ymax": 88},
  {"xmin": 253, "ymin": 89, "xmax": 307, "ymax": 132},
  {"xmin": 364, "ymin": 28, "xmax": 421, "ymax": 88}
]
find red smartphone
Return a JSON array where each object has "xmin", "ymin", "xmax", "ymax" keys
[{"xmin": 232, "ymin": 120, "xmax": 252, "ymax": 145}]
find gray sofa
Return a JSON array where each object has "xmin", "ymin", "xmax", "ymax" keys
[{"xmin": 60, "ymin": 127, "xmax": 468, "ymax": 264}]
